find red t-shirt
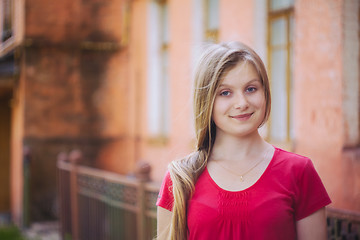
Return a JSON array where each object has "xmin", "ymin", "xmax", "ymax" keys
[{"xmin": 156, "ymin": 147, "xmax": 331, "ymax": 240}]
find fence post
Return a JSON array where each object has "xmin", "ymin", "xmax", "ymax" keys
[
  {"xmin": 22, "ymin": 146, "xmax": 31, "ymax": 229},
  {"xmin": 69, "ymin": 150, "xmax": 82, "ymax": 240},
  {"xmin": 136, "ymin": 161, "xmax": 151, "ymax": 240},
  {"xmin": 57, "ymin": 151, "xmax": 68, "ymax": 240}
]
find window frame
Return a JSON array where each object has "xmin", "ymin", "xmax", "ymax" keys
[
  {"xmin": 0, "ymin": 0, "xmax": 23, "ymax": 57},
  {"xmin": 266, "ymin": 1, "xmax": 294, "ymax": 148},
  {"xmin": 204, "ymin": 0, "xmax": 219, "ymax": 42},
  {"xmin": 146, "ymin": 0, "xmax": 170, "ymax": 146},
  {"xmin": 342, "ymin": 0, "xmax": 360, "ymax": 149}
]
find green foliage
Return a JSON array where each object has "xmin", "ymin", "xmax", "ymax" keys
[
  {"xmin": 0, "ymin": 225, "xmax": 25, "ymax": 240},
  {"xmin": 64, "ymin": 233, "xmax": 72, "ymax": 240}
]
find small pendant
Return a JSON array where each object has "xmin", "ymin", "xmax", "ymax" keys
[{"xmin": 240, "ymin": 176, "xmax": 244, "ymax": 182}]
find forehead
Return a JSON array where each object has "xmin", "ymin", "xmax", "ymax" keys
[{"xmin": 220, "ymin": 61, "xmax": 260, "ymax": 85}]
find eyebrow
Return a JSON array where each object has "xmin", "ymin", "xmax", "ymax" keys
[{"xmin": 219, "ymin": 79, "xmax": 261, "ymax": 88}]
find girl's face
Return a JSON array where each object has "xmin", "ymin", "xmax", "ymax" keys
[{"xmin": 212, "ymin": 61, "xmax": 266, "ymax": 139}]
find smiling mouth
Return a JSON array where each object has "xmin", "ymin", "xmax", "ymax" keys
[{"xmin": 230, "ymin": 113, "xmax": 253, "ymax": 120}]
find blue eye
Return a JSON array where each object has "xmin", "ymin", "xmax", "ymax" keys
[
  {"xmin": 246, "ymin": 87, "xmax": 257, "ymax": 93},
  {"xmin": 220, "ymin": 90, "xmax": 231, "ymax": 96}
]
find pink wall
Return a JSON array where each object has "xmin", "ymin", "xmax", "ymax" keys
[
  {"xmin": 220, "ymin": 0, "xmax": 255, "ymax": 46},
  {"xmin": 294, "ymin": 0, "xmax": 359, "ymax": 211}
]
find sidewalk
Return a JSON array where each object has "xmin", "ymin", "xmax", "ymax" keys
[{"xmin": 24, "ymin": 221, "xmax": 60, "ymax": 240}]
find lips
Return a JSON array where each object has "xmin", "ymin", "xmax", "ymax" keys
[{"xmin": 230, "ymin": 113, "xmax": 253, "ymax": 120}]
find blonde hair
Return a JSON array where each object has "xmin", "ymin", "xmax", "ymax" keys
[{"xmin": 167, "ymin": 41, "xmax": 271, "ymax": 239}]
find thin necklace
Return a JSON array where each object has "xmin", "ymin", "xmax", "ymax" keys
[{"xmin": 212, "ymin": 148, "xmax": 271, "ymax": 182}]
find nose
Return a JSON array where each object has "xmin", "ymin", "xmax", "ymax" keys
[{"xmin": 233, "ymin": 92, "xmax": 249, "ymax": 110}]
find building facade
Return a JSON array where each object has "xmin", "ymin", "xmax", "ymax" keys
[{"xmin": 0, "ymin": 0, "xmax": 358, "ymax": 226}]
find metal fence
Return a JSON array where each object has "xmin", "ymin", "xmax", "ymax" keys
[
  {"xmin": 56, "ymin": 150, "xmax": 360, "ymax": 240},
  {"xmin": 327, "ymin": 208, "xmax": 360, "ymax": 240},
  {"xmin": 57, "ymin": 150, "xmax": 159, "ymax": 240}
]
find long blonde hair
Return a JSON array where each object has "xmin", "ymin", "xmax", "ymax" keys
[{"xmin": 167, "ymin": 41, "xmax": 271, "ymax": 239}]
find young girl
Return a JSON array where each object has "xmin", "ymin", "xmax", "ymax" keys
[{"xmin": 156, "ymin": 41, "xmax": 331, "ymax": 240}]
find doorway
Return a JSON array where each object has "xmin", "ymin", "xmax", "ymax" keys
[{"xmin": 0, "ymin": 89, "xmax": 11, "ymax": 220}]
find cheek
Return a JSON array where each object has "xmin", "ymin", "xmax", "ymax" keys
[
  {"xmin": 212, "ymin": 100, "xmax": 227, "ymax": 116},
  {"xmin": 211, "ymin": 101, "xmax": 225, "ymax": 121},
  {"xmin": 211, "ymin": 104, "xmax": 218, "ymax": 121},
  {"xmin": 258, "ymin": 98, "xmax": 266, "ymax": 109},
  {"xmin": 257, "ymin": 97, "xmax": 267, "ymax": 119},
  {"xmin": 252, "ymin": 92, "xmax": 266, "ymax": 108}
]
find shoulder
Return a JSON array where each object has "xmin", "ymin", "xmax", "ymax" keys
[
  {"xmin": 168, "ymin": 151, "xmax": 204, "ymax": 177},
  {"xmin": 271, "ymin": 147, "xmax": 318, "ymax": 182},
  {"xmin": 170, "ymin": 151, "xmax": 202, "ymax": 166},
  {"xmin": 157, "ymin": 170, "xmax": 174, "ymax": 211},
  {"xmin": 163, "ymin": 151, "xmax": 202, "ymax": 188},
  {"xmin": 273, "ymin": 147, "xmax": 312, "ymax": 169}
]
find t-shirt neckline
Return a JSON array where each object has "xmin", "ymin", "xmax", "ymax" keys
[{"xmin": 205, "ymin": 146, "xmax": 278, "ymax": 193}]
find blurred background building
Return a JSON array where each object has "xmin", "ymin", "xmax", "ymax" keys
[{"xmin": 0, "ymin": 0, "xmax": 358, "ymax": 233}]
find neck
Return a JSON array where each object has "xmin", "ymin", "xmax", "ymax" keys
[{"xmin": 211, "ymin": 130, "xmax": 269, "ymax": 163}]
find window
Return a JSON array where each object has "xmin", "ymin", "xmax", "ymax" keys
[
  {"xmin": 204, "ymin": 0, "xmax": 219, "ymax": 42},
  {"xmin": 147, "ymin": 0, "xmax": 170, "ymax": 144},
  {"xmin": 267, "ymin": 0, "xmax": 294, "ymax": 143},
  {"xmin": 1, "ymin": 0, "xmax": 12, "ymax": 41},
  {"xmin": 343, "ymin": 0, "xmax": 360, "ymax": 147},
  {"xmin": 120, "ymin": 0, "xmax": 131, "ymax": 46},
  {"xmin": 191, "ymin": 0, "xmax": 219, "ymax": 64},
  {"xmin": 0, "ymin": 0, "xmax": 23, "ymax": 57}
]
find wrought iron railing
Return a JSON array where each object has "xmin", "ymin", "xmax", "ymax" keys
[
  {"xmin": 327, "ymin": 208, "xmax": 360, "ymax": 240},
  {"xmin": 56, "ymin": 150, "xmax": 360, "ymax": 240},
  {"xmin": 57, "ymin": 150, "xmax": 159, "ymax": 240}
]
